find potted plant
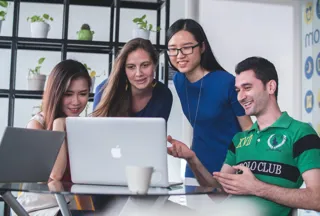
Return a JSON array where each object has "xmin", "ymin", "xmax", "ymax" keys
[
  {"xmin": 83, "ymin": 63, "xmax": 96, "ymax": 93},
  {"xmin": 132, "ymin": 14, "xmax": 161, "ymax": 40},
  {"xmin": 77, "ymin": 24, "xmax": 94, "ymax": 41},
  {"xmin": 28, "ymin": 57, "xmax": 47, "ymax": 91},
  {"xmin": 27, "ymin": 14, "xmax": 53, "ymax": 38},
  {"xmin": 0, "ymin": 0, "xmax": 8, "ymax": 34}
]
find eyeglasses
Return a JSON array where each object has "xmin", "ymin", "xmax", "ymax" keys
[{"xmin": 167, "ymin": 43, "xmax": 200, "ymax": 56}]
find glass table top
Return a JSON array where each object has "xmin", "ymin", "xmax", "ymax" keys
[{"xmin": 0, "ymin": 181, "xmax": 220, "ymax": 196}]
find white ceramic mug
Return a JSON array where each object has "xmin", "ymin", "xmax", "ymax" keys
[{"xmin": 125, "ymin": 166, "xmax": 154, "ymax": 194}]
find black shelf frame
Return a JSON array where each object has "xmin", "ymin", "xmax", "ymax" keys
[
  {"xmin": 1, "ymin": 0, "xmax": 170, "ymax": 213},
  {"xmin": 0, "ymin": 37, "xmax": 168, "ymax": 53}
]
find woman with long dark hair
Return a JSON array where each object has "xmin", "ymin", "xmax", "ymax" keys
[
  {"xmin": 92, "ymin": 38, "xmax": 172, "ymax": 121},
  {"xmin": 16, "ymin": 59, "xmax": 94, "ymax": 216},
  {"xmin": 166, "ymin": 19, "xmax": 252, "ymax": 178}
]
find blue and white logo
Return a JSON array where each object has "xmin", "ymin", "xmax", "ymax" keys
[
  {"xmin": 317, "ymin": 0, "xmax": 320, "ymax": 19},
  {"xmin": 305, "ymin": 56, "xmax": 314, "ymax": 79},
  {"xmin": 316, "ymin": 53, "xmax": 320, "ymax": 76},
  {"xmin": 305, "ymin": 90, "xmax": 314, "ymax": 114}
]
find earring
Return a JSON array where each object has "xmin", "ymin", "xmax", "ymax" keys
[
  {"xmin": 125, "ymin": 80, "xmax": 128, "ymax": 91},
  {"xmin": 152, "ymin": 80, "xmax": 157, "ymax": 88}
]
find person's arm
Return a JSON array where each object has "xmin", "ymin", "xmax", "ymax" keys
[
  {"xmin": 254, "ymin": 168, "xmax": 320, "ymax": 211},
  {"xmin": 188, "ymin": 157, "xmax": 235, "ymax": 187},
  {"xmin": 50, "ymin": 118, "xmax": 68, "ymax": 181},
  {"xmin": 214, "ymin": 166, "xmax": 320, "ymax": 212},
  {"xmin": 167, "ymin": 136, "xmax": 235, "ymax": 187},
  {"xmin": 237, "ymin": 116, "xmax": 253, "ymax": 131},
  {"xmin": 254, "ymin": 131, "xmax": 320, "ymax": 211},
  {"xmin": 93, "ymin": 79, "xmax": 107, "ymax": 111},
  {"xmin": 214, "ymin": 131, "xmax": 320, "ymax": 211},
  {"xmin": 27, "ymin": 119, "xmax": 44, "ymax": 130}
]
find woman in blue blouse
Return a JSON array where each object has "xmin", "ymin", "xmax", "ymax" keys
[
  {"xmin": 166, "ymin": 19, "xmax": 253, "ymax": 178},
  {"xmin": 93, "ymin": 38, "xmax": 172, "ymax": 121}
]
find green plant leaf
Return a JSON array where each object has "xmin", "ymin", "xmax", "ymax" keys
[
  {"xmin": 84, "ymin": 63, "xmax": 91, "ymax": 71},
  {"xmin": 148, "ymin": 24, "xmax": 153, "ymax": 31},
  {"xmin": 27, "ymin": 14, "xmax": 53, "ymax": 23},
  {"xmin": 0, "ymin": 1, "xmax": 8, "ymax": 8},
  {"xmin": 34, "ymin": 66, "xmax": 41, "ymax": 73},
  {"xmin": 156, "ymin": 26, "xmax": 161, "ymax": 32},
  {"xmin": 43, "ymin": 14, "xmax": 49, "ymax": 19},
  {"xmin": 141, "ymin": 14, "xmax": 146, "ymax": 20},
  {"xmin": 38, "ymin": 57, "xmax": 45, "ymax": 65},
  {"xmin": 133, "ymin": 18, "xmax": 140, "ymax": 23},
  {"xmin": 0, "ymin": 11, "xmax": 6, "ymax": 19},
  {"xmin": 31, "ymin": 16, "xmax": 40, "ymax": 23}
]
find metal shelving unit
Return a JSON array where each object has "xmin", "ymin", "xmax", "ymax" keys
[{"xmin": 0, "ymin": 0, "xmax": 170, "ymax": 215}]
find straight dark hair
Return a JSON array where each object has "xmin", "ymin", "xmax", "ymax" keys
[
  {"xmin": 42, "ymin": 59, "xmax": 91, "ymax": 130},
  {"xmin": 166, "ymin": 19, "xmax": 225, "ymax": 72},
  {"xmin": 235, "ymin": 57, "xmax": 279, "ymax": 100}
]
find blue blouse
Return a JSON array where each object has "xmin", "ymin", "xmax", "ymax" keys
[{"xmin": 173, "ymin": 71, "xmax": 245, "ymax": 177}]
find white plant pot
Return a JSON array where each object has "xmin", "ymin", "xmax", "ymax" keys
[
  {"xmin": 30, "ymin": 22, "xmax": 50, "ymax": 38},
  {"xmin": 27, "ymin": 74, "xmax": 46, "ymax": 91},
  {"xmin": 0, "ymin": 20, "xmax": 2, "ymax": 35},
  {"xmin": 90, "ymin": 76, "xmax": 95, "ymax": 93},
  {"xmin": 132, "ymin": 28, "xmax": 150, "ymax": 40}
]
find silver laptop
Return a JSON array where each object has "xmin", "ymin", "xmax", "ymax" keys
[
  {"xmin": 66, "ymin": 117, "xmax": 181, "ymax": 187},
  {"xmin": 0, "ymin": 127, "xmax": 65, "ymax": 182}
]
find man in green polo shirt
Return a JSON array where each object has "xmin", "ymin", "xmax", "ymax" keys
[{"xmin": 167, "ymin": 57, "xmax": 320, "ymax": 215}]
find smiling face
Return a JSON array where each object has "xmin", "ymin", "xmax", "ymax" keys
[
  {"xmin": 61, "ymin": 77, "xmax": 89, "ymax": 117},
  {"xmin": 168, "ymin": 30, "xmax": 203, "ymax": 74},
  {"xmin": 125, "ymin": 48, "xmax": 155, "ymax": 92},
  {"xmin": 235, "ymin": 70, "xmax": 271, "ymax": 117}
]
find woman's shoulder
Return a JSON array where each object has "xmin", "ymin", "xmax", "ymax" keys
[
  {"xmin": 210, "ymin": 70, "xmax": 235, "ymax": 79},
  {"xmin": 206, "ymin": 70, "xmax": 236, "ymax": 85},
  {"xmin": 153, "ymin": 81, "xmax": 173, "ymax": 100},
  {"xmin": 31, "ymin": 113, "xmax": 44, "ymax": 124},
  {"xmin": 95, "ymin": 78, "xmax": 108, "ymax": 92},
  {"xmin": 28, "ymin": 113, "xmax": 45, "ymax": 128},
  {"xmin": 173, "ymin": 71, "xmax": 183, "ymax": 82}
]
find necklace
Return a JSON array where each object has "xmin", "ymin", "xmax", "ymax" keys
[{"xmin": 185, "ymin": 74, "xmax": 204, "ymax": 149}]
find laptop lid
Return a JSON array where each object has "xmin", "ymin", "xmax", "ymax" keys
[
  {"xmin": 66, "ymin": 117, "xmax": 172, "ymax": 187},
  {"xmin": 0, "ymin": 127, "xmax": 65, "ymax": 182}
]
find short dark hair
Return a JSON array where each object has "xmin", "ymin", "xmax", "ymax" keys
[
  {"xmin": 235, "ymin": 57, "xmax": 279, "ymax": 99},
  {"xmin": 166, "ymin": 19, "xmax": 225, "ymax": 72}
]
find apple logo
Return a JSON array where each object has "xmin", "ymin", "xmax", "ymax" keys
[{"xmin": 111, "ymin": 145, "xmax": 122, "ymax": 159}]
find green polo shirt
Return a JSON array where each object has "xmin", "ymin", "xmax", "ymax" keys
[{"xmin": 225, "ymin": 112, "xmax": 320, "ymax": 216}]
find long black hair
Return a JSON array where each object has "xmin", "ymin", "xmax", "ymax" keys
[{"xmin": 166, "ymin": 19, "xmax": 225, "ymax": 72}]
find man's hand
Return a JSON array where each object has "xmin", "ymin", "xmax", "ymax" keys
[
  {"xmin": 213, "ymin": 165, "xmax": 261, "ymax": 195},
  {"xmin": 167, "ymin": 135, "xmax": 195, "ymax": 160}
]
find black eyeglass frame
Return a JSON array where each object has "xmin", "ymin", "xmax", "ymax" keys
[{"xmin": 167, "ymin": 43, "xmax": 201, "ymax": 56}]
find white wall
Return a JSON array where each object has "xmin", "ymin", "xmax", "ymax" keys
[{"xmin": 199, "ymin": 0, "xmax": 301, "ymax": 120}]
